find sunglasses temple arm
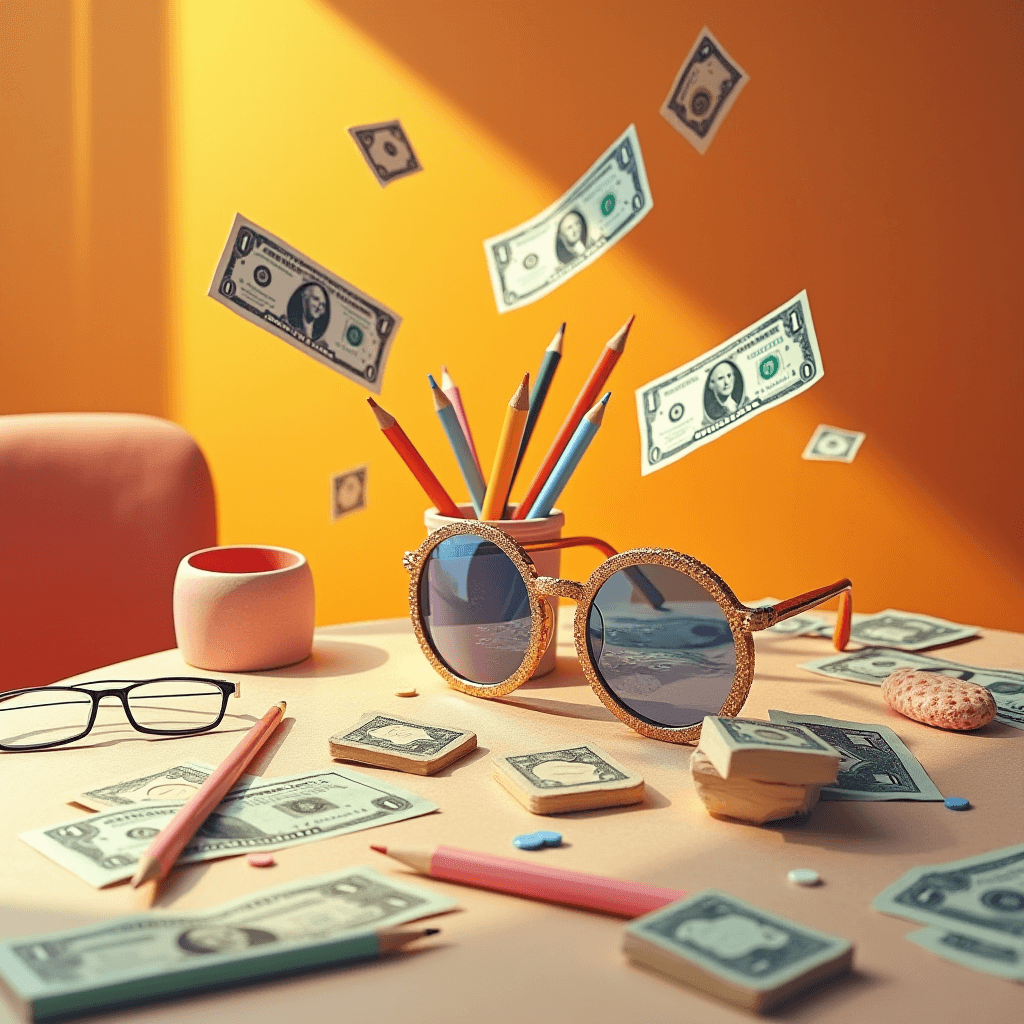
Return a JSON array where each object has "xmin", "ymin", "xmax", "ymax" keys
[
  {"xmin": 764, "ymin": 579, "xmax": 853, "ymax": 650},
  {"xmin": 523, "ymin": 537, "xmax": 666, "ymax": 609}
]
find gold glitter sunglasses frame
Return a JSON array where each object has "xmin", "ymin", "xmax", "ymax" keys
[{"xmin": 404, "ymin": 521, "xmax": 852, "ymax": 744}]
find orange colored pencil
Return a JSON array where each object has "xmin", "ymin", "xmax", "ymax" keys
[
  {"xmin": 480, "ymin": 374, "xmax": 530, "ymax": 521},
  {"xmin": 131, "ymin": 700, "xmax": 287, "ymax": 892},
  {"xmin": 512, "ymin": 316, "xmax": 633, "ymax": 520},
  {"xmin": 368, "ymin": 398, "xmax": 465, "ymax": 519}
]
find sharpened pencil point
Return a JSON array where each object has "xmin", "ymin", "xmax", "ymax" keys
[
  {"xmin": 547, "ymin": 324, "xmax": 565, "ymax": 354},
  {"xmin": 511, "ymin": 374, "xmax": 530, "ymax": 411},
  {"xmin": 370, "ymin": 844, "xmax": 387, "ymax": 854},
  {"xmin": 427, "ymin": 374, "xmax": 439, "ymax": 389},
  {"xmin": 607, "ymin": 315, "xmax": 634, "ymax": 353}
]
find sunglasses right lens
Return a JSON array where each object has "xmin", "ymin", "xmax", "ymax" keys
[
  {"xmin": 420, "ymin": 535, "xmax": 533, "ymax": 685},
  {"xmin": 586, "ymin": 564, "xmax": 737, "ymax": 728}
]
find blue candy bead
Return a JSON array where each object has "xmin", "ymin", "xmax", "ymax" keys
[
  {"xmin": 944, "ymin": 797, "xmax": 970, "ymax": 811},
  {"xmin": 513, "ymin": 833, "xmax": 545, "ymax": 850},
  {"xmin": 534, "ymin": 831, "xmax": 563, "ymax": 846}
]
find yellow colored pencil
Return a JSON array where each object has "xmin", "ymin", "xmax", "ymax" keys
[{"xmin": 480, "ymin": 374, "xmax": 530, "ymax": 521}]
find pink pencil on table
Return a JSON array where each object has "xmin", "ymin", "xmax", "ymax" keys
[
  {"xmin": 371, "ymin": 844, "xmax": 685, "ymax": 917},
  {"xmin": 440, "ymin": 366, "xmax": 483, "ymax": 478},
  {"xmin": 131, "ymin": 700, "xmax": 287, "ymax": 900}
]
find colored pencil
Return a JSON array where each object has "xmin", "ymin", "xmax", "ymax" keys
[
  {"xmin": 428, "ymin": 374, "xmax": 486, "ymax": 518},
  {"xmin": 367, "ymin": 398, "xmax": 464, "ymax": 519},
  {"xmin": 512, "ymin": 315, "xmax": 633, "ymax": 519},
  {"xmin": 440, "ymin": 366, "xmax": 483, "ymax": 478},
  {"xmin": 370, "ymin": 844, "xmax": 685, "ymax": 917},
  {"xmin": 131, "ymin": 700, "xmax": 287, "ymax": 891},
  {"xmin": 480, "ymin": 374, "xmax": 530, "ymax": 521},
  {"xmin": 508, "ymin": 323, "xmax": 564, "ymax": 494},
  {"xmin": 524, "ymin": 392, "xmax": 609, "ymax": 520}
]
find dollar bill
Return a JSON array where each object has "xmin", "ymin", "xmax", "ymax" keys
[
  {"xmin": 801, "ymin": 424, "xmax": 866, "ymax": 463},
  {"xmin": 635, "ymin": 291, "xmax": 823, "ymax": 475},
  {"xmin": 803, "ymin": 609, "xmax": 978, "ymax": 650},
  {"xmin": 659, "ymin": 27, "xmax": 748, "ymax": 155},
  {"xmin": 347, "ymin": 119, "xmax": 422, "ymax": 186},
  {"xmin": 0, "ymin": 866, "xmax": 454, "ymax": 1019},
  {"xmin": 71, "ymin": 762, "xmax": 237, "ymax": 811},
  {"xmin": 799, "ymin": 647, "xmax": 1024, "ymax": 730},
  {"xmin": 208, "ymin": 213, "xmax": 401, "ymax": 393},
  {"xmin": 873, "ymin": 844, "xmax": 1024, "ymax": 954},
  {"xmin": 22, "ymin": 768, "xmax": 437, "ymax": 888},
  {"xmin": 332, "ymin": 464, "xmax": 368, "ymax": 521},
  {"xmin": 624, "ymin": 889, "xmax": 852, "ymax": 1011},
  {"xmin": 907, "ymin": 927, "xmax": 1024, "ymax": 981},
  {"xmin": 483, "ymin": 124, "xmax": 652, "ymax": 313},
  {"xmin": 767, "ymin": 710, "xmax": 942, "ymax": 801}
]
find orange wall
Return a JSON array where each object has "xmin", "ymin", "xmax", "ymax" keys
[{"xmin": 3, "ymin": 1, "xmax": 1022, "ymax": 632}]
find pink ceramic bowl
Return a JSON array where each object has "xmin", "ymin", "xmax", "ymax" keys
[{"xmin": 173, "ymin": 545, "xmax": 315, "ymax": 672}]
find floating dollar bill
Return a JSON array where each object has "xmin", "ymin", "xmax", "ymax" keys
[
  {"xmin": 873, "ymin": 844, "xmax": 1024, "ymax": 954},
  {"xmin": 907, "ymin": 927, "xmax": 1024, "ymax": 981},
  {"xmin": 799, "ymin": 647, "xmax": 1024, "ymax": 730},
  {"xmin": 0, "ymin": 866, "xmax": 454, "ymax": 1021},
  {"xmin": 332, "ymin": 464, "xmax": 368, "ymax": 521},
  {"xmin": 347, "ymin": 119, "xmax": 422, "ymax": 186},
  {"xmin": 801, "ymin": 424, "xmax": 866, "ymax": 463},
  {"xmin": 659, "ymin": 27, "xmax": 748, "ymax": 155},
  {"xmin": 767, "ymin": 710, "xmax": 942, "ymax": 801},
  {"xmin": 635, "ymin": 291, "xmax": 823, "ymax": 475},
  {"xmin": 71, "ymin": 761, "xmax": 237, "ymax": 811},
  {"xmin": 624, "ymin": 890, "xmax": 853, "ymax": 1013},
  {"xmin": 22, "ymin": 768, "xmax": 437, "ymax": 887},
  {"xmin": 483, "ymin": 124, "xmax": 652, "ymax": 313},
  {"xmin": 208, "ymin": 213, "xmax": 401, "ymax": 394}
]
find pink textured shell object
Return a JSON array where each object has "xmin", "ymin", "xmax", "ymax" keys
[{"xmin": 881, "ymin": 668, "xmax": 996, "ymax": 731}]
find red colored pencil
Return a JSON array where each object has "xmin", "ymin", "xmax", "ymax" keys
[
  {"xmin": 371, "ymin": 843, "xmax": 684, "ymax": 917},
  {"xmin": 512, "ymin": 316, "xmax": 634, "ymax": 519},
  {"xmin": 131, "ymin": 700, "xmax": 287, "ymax": 892},
  {"xmin": 368, "ymin": 398, "xmax": 465, "ymax": 519}
]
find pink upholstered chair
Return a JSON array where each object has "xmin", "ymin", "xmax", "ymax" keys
[{"xmin": 0, "ymin": 414, "xmax": 217, "ymax": 691}]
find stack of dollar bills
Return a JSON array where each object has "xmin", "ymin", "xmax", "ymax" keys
[
  {"xmin": 873, "ymin": 844, "xmax": 1024, "ymax": 981},
  {"xmin": 0, "ymin": 867, "xmax": 454, "ymax": 1021}
]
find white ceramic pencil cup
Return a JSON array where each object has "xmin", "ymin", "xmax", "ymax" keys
[
  {"xmin": 173, "ymin": 545, "xmax": 315, "ymax": 672},
  {"xmin": 424, "ymin": 505, "xmax": 564, "ymax": 678}
]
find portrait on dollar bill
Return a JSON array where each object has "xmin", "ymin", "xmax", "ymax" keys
[
  {"xmin": 287, "ymin": 283, "xmax": 330, "ymax": 341},
  {"xmin": 703, "ymin": 359, "xmax": 747, "ymax": 421},
  {"xmin": 177, "ymin": 926, "xmax": 276, "ymax": 955},
  {"xmin": 555, "ymin": 210, "xmax": 588, "ymax": 263}
]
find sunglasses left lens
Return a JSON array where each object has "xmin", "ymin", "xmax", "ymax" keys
[{"xmin": 419, "ymin": 535, "xmax": 533, "ymax": 685}]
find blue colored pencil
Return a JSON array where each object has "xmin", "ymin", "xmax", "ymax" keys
[
  {"xmin": 428, "ymin": 374, "xmax": 486, "ymax": 517},
  {"xmin": 509, "ymin": 323, "xmax": 564, "ymax": 495},
  {"xmin": 524, "ymin": 392, "xmax": 610, "ymax": 520}
]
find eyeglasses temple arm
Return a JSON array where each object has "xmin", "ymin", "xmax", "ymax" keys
[
  {"xmin": 751, "ymin": 579, "xmax": 853, "ymax": 650},
  {"xmin": 523, "ymin": 537, "xmax": 666, "ymax": 610}
]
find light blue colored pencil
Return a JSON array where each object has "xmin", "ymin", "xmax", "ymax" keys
[
  {"xmin": 524, "ymin": 392, "xmax": 610, "ymax": 520},
  {"xmin": 428, "ymin": 374, "xmax": 486, "ymax": 517}
]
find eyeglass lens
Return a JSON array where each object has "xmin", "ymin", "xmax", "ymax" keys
[
  {"xmin": 125, "ymin": 679, "xmax": 226, "ymax": 733},
  {"xmin": 420, "ymin": 536, "xmax": 532, "ymax": 684},
  {"xmin": 0, "ymin": 689, "xmax": 93, "ymax": 749},
  {"xmin": 587, "ymin": 564, "xmax": 737, "ymax": 728}
]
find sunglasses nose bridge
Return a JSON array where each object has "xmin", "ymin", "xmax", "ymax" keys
[{"xmin": 535, "ymin": 576, "xmax": 584, "ymax": 603}]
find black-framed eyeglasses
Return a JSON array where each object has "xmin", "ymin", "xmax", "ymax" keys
[{"xmin": 0, "ymin": 677, "xmax": 240, "ymax": 752}]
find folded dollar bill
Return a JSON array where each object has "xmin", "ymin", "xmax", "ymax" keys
[
  {"xmin": 483, "ymin": 124, "xmax": 652, "ymax": 313},
  {"xmin": 873, "ymin": 844, "xmax": 1024, "ymax": 960},
  {"xmin": 24, "ymin": 768, "xmax": 437, "ymax": 887},
  {"xmin": 208, "ymin": 213, "xmax": 401, "ymax": 393},
  {"xmin": 635, "ymin": 291, "xmax": 823, "ymax": 475},
  {"xmin": 799, "ymin": 647, "xmax": 1024, "ymax": 730},
  {"xmin": 907, "ymin": 927, "xmax": 1024, "ymax": 981},
  {"xmin": 0, "ymin": 866, "xmax": 454, "ymax": 1021},
  {"xmin": 767, "ymin": 711, "xmax": 942, "ymax": 801},
  {"xmin": 71, "ymin": 761, "xmax": 231, "ymax": 811}
]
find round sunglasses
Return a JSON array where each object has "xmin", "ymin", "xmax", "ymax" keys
[{"xmin": 404, "ymin": 522, "xmax": 852, "ymax": 744}]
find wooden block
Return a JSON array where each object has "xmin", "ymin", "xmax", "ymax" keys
[
  {"xmin": 328, "ymin": 711, "xmax": 476, "ymax": 775},
  {"xmin": 492, "ymin": 743, "xmax": 644, "ymax": 814},
  {"xmin": 624, "ymin": 889, "xmax": 853, "ymax": 1013},
  {"xmin": 689, "ymin": 750, "xmax": 821, "ymax": 825},
  {"xmin": 697, "ymin": 716, "xmax": 840, "ymax": 784}
]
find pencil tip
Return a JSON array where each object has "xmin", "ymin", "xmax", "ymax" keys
[
  {"xmin": 608, "ymin": 315, "xmax": 634, "ymax": 352},
  {"xmin": 548, "ymin": 324, "xmax": 564, "ymax": 353},
  {"xmin": 427, "ymin": 373, "xmax": 438, "ymax": 388},
  {"xmin": 366, "ymin": 397, "xmax": 378, "ymax": 407},
  {"xmin": 370, "ymin": 844, "xmax": 387, "ymax": 854},
  {"xmin": 600, "ymin": 391, "xmax": 611, "ymax": 404},
  {"xmin": 440, "ymin": 365, "xmax": 449, "ymax": 375},
  {"xmin": 512, "ymin": 374, "xmax": 530, "ymax": 410}
]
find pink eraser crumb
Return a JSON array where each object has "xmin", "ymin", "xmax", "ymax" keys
[
  {"xmin": 881, "ymin": 668, "xmax": 996, "ymax": 731},
  {"xmin": 247, "ymin": 854, "xmax": 275, "ymax": 868}
]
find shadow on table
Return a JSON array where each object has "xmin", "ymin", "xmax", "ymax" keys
[
  {"xmin": 248, "ymin": 638, "xmax": 389, "ymax": 679},
  {"xmin": 493, "ymin": 694, "xmax": 619, "ymax": 723}
]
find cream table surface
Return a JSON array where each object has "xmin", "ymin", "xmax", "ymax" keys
[{"xmin": 1, "ymin": 616, "xmax": 1021, "ymax": 1023}]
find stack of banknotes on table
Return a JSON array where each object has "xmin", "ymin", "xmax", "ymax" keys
[{"xmin": 689, "ymin": 717, "xmax": 840, "ymax": 824}]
